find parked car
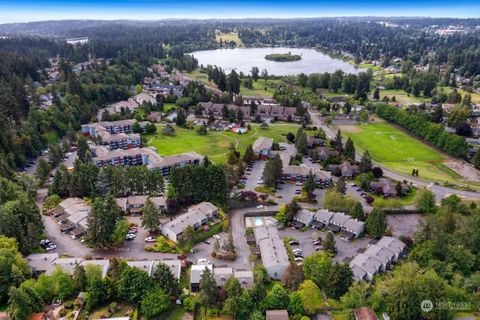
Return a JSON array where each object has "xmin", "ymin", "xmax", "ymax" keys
[
  {"xmin": 213, "ymin": 234, "xmax": 221, "ymax": 240},
  {"xmin": 295, "ymin": 190, "xmax": 301, "ymax": 194},
  {"xmin": 203, "ymin": 240, "xmax": 210, "ymax": 245},
  {"xmin": 294, "ymin": 257, "xmax": 304, "ymax": 262},
  {"xmin": 256, "ymin": 205, "xmax": 264, "ymax": 209},
  {"xmin": 145, "ymin": 236, "xmax": 157, "ymax": 242},
  {"xmin": 292, "ymin": 248, "xmax": 303, "ymax": 253},
  {"xmin": 295, "ymin": 182, "xmax": 302, "ymax": 186},
  {"xmin": 289, "ymin": 240, "xmax": 299, "ymax": 245},
  {"xmin": 312, "ymin": 240, "xmax": 321, "ymax": 245}
]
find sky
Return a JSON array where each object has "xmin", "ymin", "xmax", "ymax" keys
[{"xmin": 0, "ymin": 0, "xmax": 479, "ymax": 23}]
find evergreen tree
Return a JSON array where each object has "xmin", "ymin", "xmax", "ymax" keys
[
  {"xmin": 175, "ymin": 110, "xmax": 186, "ymax": 127},
  {"xmin": 323, "ymin": 232, "xmax": 336, "ymax": 255},
  {"xmin": 95, "ymin": 168, "xmax": 111, "ymax": 196},
  {"xmin": 416, "ymin": 190, "xmax": 436, "ymax": 214},
  {"xmin": 365, "ymin": 208, "xmax": 387, "ymax": 239},
  {"xmin": 199, "ymin": 267, "xmax": 217, "ymax": 319},
  {"xmin": 359, "ymin": 151, "xmax": 372, "ymax": 173},
  {"xmin": 343, "ymin": 137, "xmax": 356, "ymax": 162},
  {"xmin": 243, "ymin": 144, "xmax": 255, "ymax": 163},
  {"xmin": 327, "ymin": 262, "xmax": 353, "ymax": 299},
  {"xmin": 77, "ymin": 136, "xmax": 91, "ymax": 164},
  {"xmin": 141, "ymin": 197, "xmax": 161, "ymax": 232},
  {"xmin": 334, "ymin": 129, "xmax": 343, "ymax": 151},
  {"xmin": 152, "ymin": 262, "xmax": 181, "ymax": 297},
  {"xmin": 302, "ymin": 172, "xmax": 316, "ymax": 193},
  {"xmin": 73, "ymin": 263, "xmax": 87, "ymax": 291},
  {"xmin": 350, "ymin": 202, "xmax": 365, "ymax": 221},
  {"xmin": 373, "ymin": 88, "xmax": 380, "ymax": 100},
  {"xmin": 86, "ymin": 194, "xmax": 122, "ymax": 248},
  {"xmin": 295, "ymin": 128, "xmax": 308, "ymax": 154}
]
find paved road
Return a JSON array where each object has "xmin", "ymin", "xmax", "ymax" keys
[{"xmin": 308, "ymin": 109, "xmax": 480, "ymax": 202}]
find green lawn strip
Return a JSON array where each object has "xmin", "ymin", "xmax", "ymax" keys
[
  {"xmin": 145, "ymin": 123, "xmax": 299, "ymax": 163},
  {"xmin": 90, "ymin": 302, "xmax": 133, "ymax": 319}
]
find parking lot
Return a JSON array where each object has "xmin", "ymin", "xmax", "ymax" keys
[
  {"xmin": 243, "ymin": 160, "xmax": 266, "ymax": 191},
  {"xmin": 279, "ymin": 226, "xmax": 371, "ymax": 263}
]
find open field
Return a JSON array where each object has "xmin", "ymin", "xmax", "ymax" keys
[
  {"xmin": 379, "ymin": 89, "xmax": 430, "ymax": 105},
  {"xmin": 145, "ymin": 123, "xmax": 300, "ymax": 163},
  {"xmin": 184, "ymin": 70, "xmax": 280, "ymax": 98},
  {"xmin": 340, "ymin": 122, "xmax": 465, "ymax": 183},
  {"xmin": 437, "ymin": 86, "xmax": 480, "ymax": 104},
  {"xmin": 215, "ymin": 32, "xmax": 242, "ymax": 46}
]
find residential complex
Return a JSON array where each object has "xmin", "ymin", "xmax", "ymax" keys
[
  {"xmin": 350, "ymin": 236, "xmax": 406, "ymax": 281},
  {"xmin": 161, "ymin": 202, "xmax": 219, "ymax": 242}
]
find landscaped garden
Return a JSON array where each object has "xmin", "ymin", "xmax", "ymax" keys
[{"xmin": 145, "ymin": 123, "xmax": 300, "ymax": 163}]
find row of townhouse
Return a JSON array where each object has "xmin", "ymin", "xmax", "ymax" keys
[
  {"xmin": 350, "ymin": 236, "xmax": 406, "ymax": 281},
  {"xmin": 145, "ymin": 82, "xmax": 184, "ymax": 98},
  {"xmin": 90, "ymin": 144, "xmax": 203, "ymax": 174},
  {"xmin": 199, "ymin": 102, "xmax": 303, "ymax": 122},
  {"xmin": 50, "ymin": 198, "xmax": 91, "ymax": 239},
  {"xmin": 161, "ymin": 202, "xmax": 219, "ymax": 242},
  {"xmin": 252, "ymin": 225, "xmax": 290, "ymax": 280},
  {"xmin": 190, "ymin": 264, "xmax": 254, "ymax": 292},
  {"xmin": 51, "ymin": 196, "xmax": 168, "ymax": 239},
  {"xmin": 115, "ymin": 195, "xmax": 167, "ymax": 215},
  {"xmin": 81, "ymin": 120, "xmax": 149, "ymax": 150},
  {"xmin": 26, "ymin": 253, "xmax": 180, "ymax": 280},
  {"xmin": 310, "ymin": 209, "xmax": 365, "ymax": 239},
  {"xmin": 278, "ymin": 151, "xmax": 332, "ymax": 186}
]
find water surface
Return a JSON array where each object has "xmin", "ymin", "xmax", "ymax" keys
[{"xmin": 190, "ymin": 47, "xmax": 363, "ymax": 76}]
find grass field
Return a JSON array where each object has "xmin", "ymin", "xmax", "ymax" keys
[
  {"xmin": 340, "ymin": 122, "xmax": 464, "ymax": 183},
  {"xmin": 185, "ymin": 69, "xmax": 280, "ymax": 98},
  {"xmin": 215, "ymin": 32, "xmax": 242, "ymax": 46},
  {"xmin": 437, "ymin": 86, "xmax": 480, "ymax": 104},
  {"xmin": 379, "ymin": 89, "xmax": 431, "ymax": 105},
  {"xmin": 145, "ymin": 123, "xmax": 300, "ymax": 163}
]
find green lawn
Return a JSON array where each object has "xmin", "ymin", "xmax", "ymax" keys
[
  {"xmin": 340, "ymin": 122, "xmax": 463, "ymax": 183},
  {"xmin": 145, "ymin": 123, "xmax": 300, "ymax": 163},
  {"xmin": 184, "ymin": 69, "xmax": 280, "ymax": 98},
  {"xmin": 379, "ymin": 89, "xmax": 430, "ymax": 105}
]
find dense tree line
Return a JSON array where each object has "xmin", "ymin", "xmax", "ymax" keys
[
  {"xmin": 376, "ymin": 104, "xmax": 468, "ymax": 159},
  {"xmin": 167, "ymin": 161, "xmax": 228, "ymax": 209},
  {"xmin": 49, "ymin": 164, "xmax": 164, "ymax": 198}
]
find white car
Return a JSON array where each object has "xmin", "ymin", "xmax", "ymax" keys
[
  {"xmin": 294, "ymin": 257, "xmax": 304, "ymax": 262},
  {"xmin": 295, "ymin": 182, "xmax": 303, "ymax": 186},
  {"xmin": 292, "ymin": 248, "xmax": 303, "ymax": 253},
  {"xmin": 256, "ymin": 205, "xmax": 264, "ymax": 209},
  {"xmin": 145, "ymin": 236, "xmax": 157, "ymax": 242},
  {"xmin": 197, "ymin": 258, "xmax": 209, "ymax": 264},
  {"xmin": 213, "ymin": 234, "xmax": 221, "ymax": 240}
]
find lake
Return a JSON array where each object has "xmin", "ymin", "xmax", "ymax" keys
[{"xmin": 190, "ymin": 47, "xmax": 363, "ymax": 76}]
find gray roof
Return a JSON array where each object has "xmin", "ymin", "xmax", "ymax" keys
[
  {"xmin": 342, "ymin": 218, "xmax": 365, "ymax": 234},
  {"xmin": 214, "ymin": 267, "xmax": 233, "ymax": 285},
  {"xmin": 294, "ymin": 209, "xmax": 315, "ymax": 223},
  {"xmin": 190, "ymin": 264, "xmax": 213, "ymax": 284},
  {"xmin": 364, "ymin": 244, "xmax": 394, "ymax": 266},
  {"xmin": 26, "ymin": 253, "xmax": 59, "ymax": 273},
  {"xmin": 162, "ymin": 202, "xmax": 217, "ymax": 236},
  {"xmin": 376, "ymin": 236, "xmax": 406, "ymax": 256},
  {"xmin": 314, "ymin": 209, "xmax": 334, "ymax": 223},
  {"xmin": 350, "ymin": 253, "xmax": 382, "ymax": 277},
  {"xmin": 258, "ymin": 237, "xmax": 290, "ymax": 271},
  {"xmin": 330, "ymin": 212, "xmax": 351, "ymax": 226},
  {"xmin": 350, "ymin": 263, "xmax": 367, "ymax": 281},
  {"xmin": 252, "ymin": 137, "xmax": 274, "ymax": 153}
]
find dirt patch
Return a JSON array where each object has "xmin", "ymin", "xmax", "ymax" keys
[
  {"xmin": 387, "ymin": 214, "xmax": 423, "ymax": 238},
  {"xmin": 444, "ymin": 160, "xmax": 480, "ymax": 182},
  {"xmin": 338, "ymin": 125, "xmax": 362, "ymax": 133}
]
